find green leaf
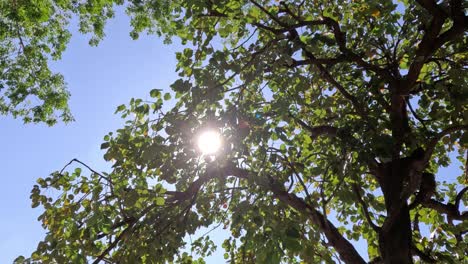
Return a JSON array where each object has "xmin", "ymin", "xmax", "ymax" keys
[
  {"xmin": 100, "ymin": 142, "xmax": 110, "ymax": 149},
  {"xmin": 115, "ymin": 104, "xmax": 126, "ymax": 113},
  {"xmin": 286, "ymin": 227, "xmax": 301, "ymax": 239},
  {"xmin": 150, "ymin": 89, "xmax": 162, "ymax": 98},
  {"xmin": 155, "ymin": 197, "xmax": 165, "ymax": 206},
  {"xmin": 283, "ymin": 237, "xmax": 302, "ymax": 253},
  {"xmin": 21, "ymin": 1, "xmax": 467, "ymax": 263}
]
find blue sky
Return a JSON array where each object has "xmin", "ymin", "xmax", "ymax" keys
[
  {"xmin": 0, "ymin": 12, "xmax": 183, "ymax": 262},
  {"xmin": 0, "ymin": 6, "xmax": 464, "ymax": 264}
]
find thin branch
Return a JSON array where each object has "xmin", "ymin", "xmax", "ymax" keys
[
  {"xmin": 15, "ymin": 22, "xmax": 26, "ymax": 55},
  {"xmin": 215, "ymin": 37, "xmax": 277, "ymax": 91},
  {"xmin": 74, "ymin": 159, "xmax": 106, "ymax": 178},
  {"xmin": 404, "ymin": 0, "xmax": 466, "ymax": 91},
  {"xmin": 249, "ymin": 0, "xmax": 285, "ymax": 26},
  {"xmin": 423, "ymin": 125, "xmax": 468, "ymax": 163},
  {"xmin": 319, "ymin": 176, "xmax": 330, "ymax": 232},
  {"xmin": 229, "ymin": 28, "xmax": 258, "ymax": 52},
  {"xmin": 411, "ymin": 243, "xmax": 436, "ymax": 263},
  {"xmin": 252, "ymin": 22, "xmax": 285, "ymax": 35},
  {"xmin": 213, "ymin": 186, "xmax": 248, "ymax": 193},
  {"xmin": 279, "ymin": 2, "xmax": 302, "ymax": 21},
  {"xmin": 253, "ymin": 20, "xmax": 328, "ymax": 35},
  {"xmin": 96, "ymin": 216, "xmax": 136, "ymax": 239},
  {"xmin": 454, "ymin": 186, "xmax": 468, "ymax": 211},
  {"xmin": 465, "ymin": 150, "xmax": 468, "ymax": 183},
  {"xmin": 319, "ymin": 16, "xmax": 394, "ymax": 80},
  {"xmin": 92, "ymin": 221, "xmax": 135, "ymax": 264},
  {"xmin": 59, "ymin": 159, "xmax": 75, "ymax": 174},
  {"xmin": 406, "ymin": 98, "xmax": 429, "ymax": 132},
  {"xmin": 413, "ymin": 212, "xmax": 420, "ymax": 234},
  {"xmin": 290, "ymin": 56, "xmax": 346, "ymax": 67},
  {"xmin": 290, "ymin": 162, "xmax": 313, "ymax": 202},
  {"xmin": 286, "ymin": 174, "xmax": 295, "ymax": 192},
  {"xmin": 286, "ymin": 29, "xmax": 367, "ymax": 117},
  {"xmin": 198, "ymin": 221, "xmax": 224, "ymax": 238},
  {"xmin": 163, "ymin": 164, "xmax": 366, "ymax": 264},
  {"xmin": 66, "ymin": 158, "xmax": 109, "ymax": 182},
  {"xmin": 352, "ymin": 184, "xmax": 381, "ymax": 232}
]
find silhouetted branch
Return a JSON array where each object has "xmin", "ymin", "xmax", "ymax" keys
[
  {"xmin": 455, "ymin": 186, "xmax": 468, "ymax": 210},
  {"xmin": 411, "ymin": 244, "xmax": 436, "ymax": 263},
  {"xmin": 422, "ymin": 199, "xmax": 467, "ymax": 221},
  {"xmin": 352, "ymin": 184, "xmax": 381, "ymax": 232},
  {"xmin": 423, "ymin": 125, "xmax": 468, "ymax": 163},
  {"xmin": 162, "ymin": 163, "xmax": 367, "ymax": 264},
  {"xmin": 59, "ymin": 158, "xmax": 110, "ymax": 183}
]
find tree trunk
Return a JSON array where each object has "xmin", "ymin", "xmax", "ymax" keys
[
  {"xmin": 379, "ymin": 204, "xmax": 412, "ymax": 264},
  {"xmin": 378, "ymin": 162, "xmax": 413, "ymax": 264}
]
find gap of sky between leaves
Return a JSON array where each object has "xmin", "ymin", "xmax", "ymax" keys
[{"xmin": 0, "ymin": 6, "xmax": 463, "ymax": 264}]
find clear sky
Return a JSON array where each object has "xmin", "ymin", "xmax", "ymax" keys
[{"xmin": 0, "ymin": 7, "xmax": 463, "ymax": 264}]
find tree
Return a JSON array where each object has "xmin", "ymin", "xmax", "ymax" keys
[
  {"xmin": 0, "ymin": 0, "xmax": 118, "ymax": 124},
  {"xmin": 16, "ymin": 0, "xmax": 467, "ymax": 263}
]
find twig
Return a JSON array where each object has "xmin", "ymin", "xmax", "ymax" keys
[
  {"xmin": 405, "ymin": 98, "xmax": 429, "ymax": 132},
  {"xmin": 424, "ymin": 125, "xmax": 468, "ymax": 163},
  {"xmin": 60, "ymin": 158, "xmax": 110, "ymax": 182},
  {"xmin": 352, "ymin": 184, "xmax": 381, "ymax": 232},
  {"xmin": 454, "ymin": 186, "xmax": 468, "ymax": 211},
  {"xmin": 411, "ymin": 243, "xmax": 436, "ymax": 263}
]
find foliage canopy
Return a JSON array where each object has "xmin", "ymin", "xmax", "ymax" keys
[
  {"xmin": 13, "ymin": 0, "xmax": 468, "ymax": 263},
  {"xmin": 0, "ymin": 0, "xmax": 118, "ymax": 123}
]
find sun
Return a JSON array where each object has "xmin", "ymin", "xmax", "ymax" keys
[{"xmin": 197, "ymin": 130, "xmax": 222, "ymax": 155}]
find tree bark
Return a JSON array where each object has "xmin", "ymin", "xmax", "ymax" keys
[
  {"xmin": 378, "ymin": 162, "xmax": 413, "ymax": 264},
  {"xmin": 379, "ymin": 204, "xmax": 412, "ymax": 264}
]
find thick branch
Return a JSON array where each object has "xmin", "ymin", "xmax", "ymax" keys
[
  {"xmin": 320, "ymin": 17, "xmax": 393, "ymax": 80},
  {"xmin": 405, "ymin": 1, "xmax": 447, "ymax": 90},
  {"xmin": 421, "ymin": 199, "xmax": 467, "ymax": 221},
  {"xmin": 285, "ymin": 29, "xmax": 367, "ymax": 117},
  {"xmin": 455, "ymin": 186, "xmax": 468, "ymax": 210},
  {"xmin": 293, "ymin": 119, "xmax": 338, "ymax": 140},
  {"xmin": 405, "ymin": 0, "xmax": 467, "ymax": 91},
  {"xmin": 165, "ymin": 164, "xmax": 365, "ymax": 264},
  {"xmin": 433, "ymin": 18, "xmax": 467, "ymax": 49},
  {"xmin": 267, "ymin": 178, "xmax": 366, "ymax": 264},
  {"xmin": 415, "ymin": 0, "xmax": 448, "ymax": 17},
  {"xmin": 251, "ymin": 1, "xmax": 393, "ymax": 84}
]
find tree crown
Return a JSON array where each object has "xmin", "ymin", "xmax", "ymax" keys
[{"xmin": 13, "ymin": 0, "xmax": 468, "ymax": 263}]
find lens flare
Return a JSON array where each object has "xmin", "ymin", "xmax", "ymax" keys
[{"xmin": 197, "ymin": 130, "xmax": 222, "ymax": 155}]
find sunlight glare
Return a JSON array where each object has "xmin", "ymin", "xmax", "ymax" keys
[{"xmin": 197, "ymin": 130, "xmax": 222, "ymax": 155}]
